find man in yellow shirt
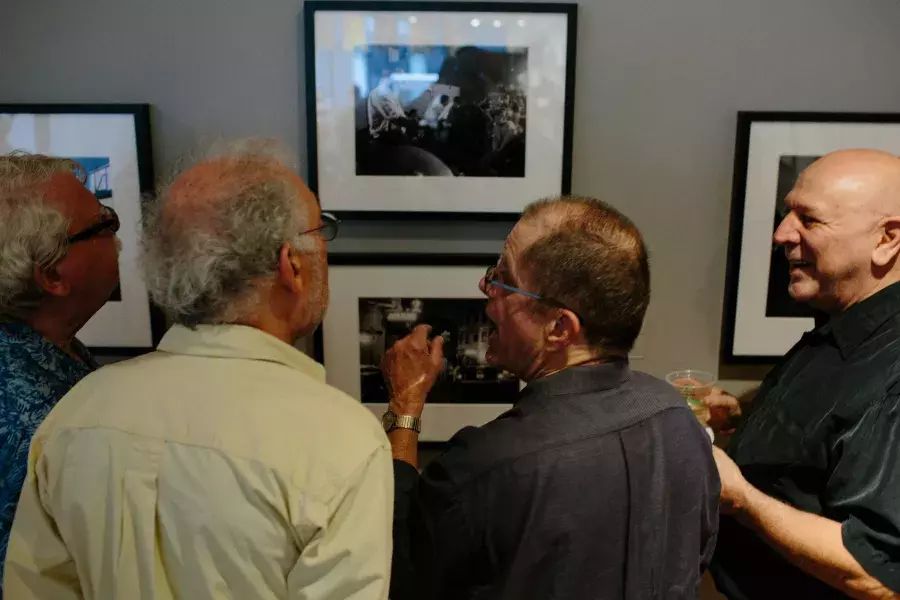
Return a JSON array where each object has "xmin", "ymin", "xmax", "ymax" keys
[{"xmin": 3, "ymin": 140, "xmax": 393, "ymax": 599}]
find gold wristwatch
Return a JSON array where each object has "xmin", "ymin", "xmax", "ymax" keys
[{"xmin": 382, "ymin": 409, "xmax": 421, "ymax": 433}]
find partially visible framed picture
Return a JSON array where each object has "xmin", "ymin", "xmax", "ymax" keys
[
  {"xmin": 315, "ymin": 253, "xmax": 517, "ymax": 441},
  {"xmin": 304, "ymin": 1, "xmax": 577, "ymax": 219},
  {"xmin": 721, "ymin": 111, "xmax": 900, "ymax": 363},
  {"xmin": 0, "ymin": 103, "xmax": 164, "ymax": 355}
]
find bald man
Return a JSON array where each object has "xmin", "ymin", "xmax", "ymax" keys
[
  {"xmin": 709, "ymin": 150, "xmax": 900, "ymax": 599},
  {"xmin": 4, "ymin": 142, "xmax": 393, "ymax": 599}
]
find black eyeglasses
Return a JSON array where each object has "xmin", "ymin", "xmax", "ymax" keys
[
  {"xmin": 299, "ymin": 212, "xmax": 340, "ymax": 242},
  {"xmin": 484, "ymin": 264, "xmax": 583, "ymax": 324},
  {"xmin": 67, "ymin": 205, "xmax": 120, "ymax": 245}
]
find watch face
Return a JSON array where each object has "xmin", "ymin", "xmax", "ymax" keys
[{"xmin": 382, "ymin": 410, "xmax": 395, "ymax": 431}]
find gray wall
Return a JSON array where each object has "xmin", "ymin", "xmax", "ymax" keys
[{"xmin": 2, "ymin": 0, "xmax": 900, "ymax": 388}]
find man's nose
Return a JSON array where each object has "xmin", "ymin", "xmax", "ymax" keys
[{"xmin": 773, "ymin": 214, "xmax": 798, "ymax": 246}]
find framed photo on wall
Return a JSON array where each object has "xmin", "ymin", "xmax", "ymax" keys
[
  {"xmin": 0, "ymin": 103, "xmax": 165, "ymax": 355},
  {"xmin": 303, "ymin": 1, "xmax": 577, "ymax": 219},
  {"xmin": 721, "ymin": 111, "xmax": 900, "ymax": 363},
  {"xmin": 314, "ymin": 253, "xmax": 518, "ymax": 441}
]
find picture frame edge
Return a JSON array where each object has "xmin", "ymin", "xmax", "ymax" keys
[
  {"xmin": 1, "ymin": 103, "xmax": 163, "ymax": 357},
  {"xmin": 302, "ymin": 2, "xmax": 578, "ymax": 217},
  {"xmin": 720, "ymin": 110, "xmax": 900, "ymax": 363}
]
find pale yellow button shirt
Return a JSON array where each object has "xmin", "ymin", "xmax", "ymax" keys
[{"xmin": 4, "ymin": 325, "xmax": 393, "ymax": 600}]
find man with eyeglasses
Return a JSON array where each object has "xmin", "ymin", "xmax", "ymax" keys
[
  {"xmin": 0, "ymin": 153, "xmax": 121, "ymax": 596},
  {"xmin": 4, "ymin": 142, "xmax": 393, "ymax": 600},
  {"xmin": 384, "ymin": 196, "xmax": 720, "ymax": 600}
]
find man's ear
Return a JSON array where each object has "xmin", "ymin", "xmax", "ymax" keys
[
  {"xmin": 33, "ymin": 264, "xmax": 69, "ymax": 298},
  {"xmin": 873, "ymin": 217, "xmax": 900, "ymax": 268},
  {"xmin": 276, "ymin": 242, "xmax": 305, "ymax": 294},
  {"xmin": 546, "ymin": 310, "xmax": 581, "ymax": 350}
]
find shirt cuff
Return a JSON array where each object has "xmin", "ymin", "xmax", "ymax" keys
[{"xmin": 842, "ymin": 517, "xmax": 900, "ymax": 592}]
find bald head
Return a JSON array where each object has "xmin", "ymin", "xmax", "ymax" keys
[
  {"xmin": 774, "ymin": 148, "xmax": 900, "ymax": 313},
  {"xmin": 141, "ymin": 140, "xmax": 326, "ymax": 332},
  {"xmin": 800, "ymin": 149, "xmax": 900, "ymax": 218}
]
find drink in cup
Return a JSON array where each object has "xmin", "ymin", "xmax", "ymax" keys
[{"xmin": 664, "ymin": 369, "xmax": 715, "ymax": 426}]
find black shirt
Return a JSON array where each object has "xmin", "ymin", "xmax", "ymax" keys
[
  {"xmin": 391, "ymin": 361, "xmax": 720, "ymax": 600},
  {"xmin": 710, "ymin": 283, "xmax": 900, "ymax": 599}
]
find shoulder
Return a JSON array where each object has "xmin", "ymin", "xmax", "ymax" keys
[{"xmin": 40, "ymin": 351, "xmax": 389, "ymax": 477}]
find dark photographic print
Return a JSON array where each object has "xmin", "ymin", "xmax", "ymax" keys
[
  {"xmin": 765, "ymin": 155, "xmax": 820, "ymax": 318},
  {"xmin": 358, "ymin": 298, "xmax": 519, "ymax": 404},
  {"xmin": 354, "ymin": 45, "xmax": 528, "ymax": 178}
]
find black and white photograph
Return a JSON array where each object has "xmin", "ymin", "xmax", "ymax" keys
[
  {"xmin": 354, "ymin": 44, "xmax": 527, "ymax": 178},
  {"xmin": 764, "ymin": 155, "xmax": 820, "ymax": 319},
  {"xmin": 358, "ymin": 297, "xmax": 519, "ymax": 404},
  {"xmin": 305, "ymin": 3, "xmax": 576, "ymax": 216},
  {"xmin": 0, "ymin": 104, "xmax": 162, "ymax": 354},
  {"xmin": 722, "ymin": 112, "xmax": 900, "ymax": 362},
  {"xmin": 318, "ymin": 256, "xmax": 520, "ymax": 441}
]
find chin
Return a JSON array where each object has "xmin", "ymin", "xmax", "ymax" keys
[{"xmin": 788, "ymin": 285, "xmax": 816, "ymax": 305}]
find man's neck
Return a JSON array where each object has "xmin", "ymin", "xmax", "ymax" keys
[
  {"xmin": 230, "ymin": 312, "xmax": 304, "ymax": 348},
  {"xmin": 25, "ymin": 310, "xmax": 79, "ymax": 357},
  {"xmin": 532, "ymin": 347, "xmax": 606, "ymax": 380},
  {"xmin": 832, "ymin": 275, "xmax": 900, "ymax": 315}
]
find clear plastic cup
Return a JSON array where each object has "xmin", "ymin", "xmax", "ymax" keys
[{"xmin": 665, "ymin": 369, "xmax": 716, "ymax": 427}]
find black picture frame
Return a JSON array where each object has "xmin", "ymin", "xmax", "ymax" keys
[
  {"xmin": 303, "ymin": 1, "xmax": 578, "ymax": 220},
  {"xmin": 0, "ymin": 103, "xmax": 165, "ymax": 356},
  {"xmin": 314, "ymin": 252, "xmax": 516, "ymax": 442},
  {"xmin": 721, "ymin": 111, "xmax": 900, "ymax": 364}
]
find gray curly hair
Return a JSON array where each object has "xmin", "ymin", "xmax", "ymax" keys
[
  {"xmin": 0, "ymin": 153, "xmax": 86, "ymax": 318},
  {"xmin": 140, "ymin": 139, "xmax": 316, "ymax": 327}
]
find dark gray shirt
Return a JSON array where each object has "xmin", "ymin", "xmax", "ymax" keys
[
  {"xmin": 391, "ymin": 361, "xmax": 720, "ymax": 600},
  {"xmin": 711, "ymin": 282, "xmax": 900, "ymax": 599}
]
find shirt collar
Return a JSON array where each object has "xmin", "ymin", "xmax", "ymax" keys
[
  {"xmin": 157, "ymin": 324, "xmax": 325, "ymax": 381},
  {"xmin": 829, "ymin": 281, "xmax": 900, "ymax": 358},
  {"xmin": 516, "ymin": 360, "xmax": 631, "ymax": 412},
  {"xmin": 0, "ymin": 320, "xmax": 97, "ymax": 372}
]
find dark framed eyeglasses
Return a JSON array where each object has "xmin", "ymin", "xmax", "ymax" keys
[
  {"xmin": 66, "ymin": 205, "xmax": 120, "ymax": 245},
  {"xmin": 484, "ymin": 264, "xmax": 583, "ymax": 324},
  {"xmin": 299, "ymin": 212, "xmax": 340, "ymax": 242}
]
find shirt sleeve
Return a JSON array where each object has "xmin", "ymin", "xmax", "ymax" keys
[
  {"xmin": 3, "ymin": 436, "xmax": 81, "ymax": 600},
  {"xmin": 389, "ymin": 460, "xmax": 421, "ymax": 600},
  {"xmin": 827, "ymin": 393, "xmax": 900, "ymax": 592},
  {"xmin": 407, "ymin": 441, "xmax": 482, "ymax": 600},
  {"xmin": 288, "ymin": 445, "xmax": 394, "ymax": 600}
]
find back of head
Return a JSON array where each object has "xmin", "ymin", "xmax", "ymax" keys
[
  {"xmin": 520, "ymin": 196, "xmax": 650, "ymax": 356},
  {"xmin": 141, "ymin": 140, "xmax": 316, "ymax": 328},
  {"xmin": 0, "ymin": 153, "xmax": 84, "ymax": 319}
]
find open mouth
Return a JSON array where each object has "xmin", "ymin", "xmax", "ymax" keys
[{"xmin": 788, "ymin": 260, "xmax": 813, "ymax": 270}]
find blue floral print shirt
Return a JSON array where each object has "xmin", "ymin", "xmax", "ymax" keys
[{"xmin": 0, "ymin": 321, "xmax": 95, "ymax": 591}]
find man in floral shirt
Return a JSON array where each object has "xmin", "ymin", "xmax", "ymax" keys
[{"xmin": 0, "ymin": 153, "xmax": 120, "ymax": 594}]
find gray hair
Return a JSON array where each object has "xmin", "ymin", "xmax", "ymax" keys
[
  {"xmin": 140, "ymin": 139, "xmax": 314, "ymax": 327},
  {"xmin": 0, "ymin": 153, "xmax": 84, "ymax": 318}
]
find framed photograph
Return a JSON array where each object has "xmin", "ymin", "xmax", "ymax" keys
[
  {"xmin": 304, "ymin": 1, "xmax": 577, "ymax": 219},
  {"xmin": 315, "ymin": 253, "xmax": 518, "ymax": 441},
  {"xmin": 721, "ymin": 111, "xmax": 900, "ymax": 363},
  {"xmin": 0, "ymin": 103, "xmax": 165, "ymax": 355}
]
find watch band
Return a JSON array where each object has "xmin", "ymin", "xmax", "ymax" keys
[
  {"xmin": 383, "ymin": 410, "xmax": 421, "ymax": 433},
  {"xmin": 393, "ymin": 413, "xmax": 421, "ymax": 433}
]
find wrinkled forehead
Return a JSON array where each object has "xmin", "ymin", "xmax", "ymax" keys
[
  {"xmin": 500, "ymin": 216, "xmax": 551, "ymax": 283},
  {"xmin": 787, "ymin": 165, "xmax": 874, "ymax": 222},
  {"xmin": 42, "ymin": 171, "xmax": 101, "ymax": 226}
]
